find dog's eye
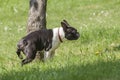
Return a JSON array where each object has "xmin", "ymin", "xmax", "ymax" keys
[
  {"xmin": 72, "ymin": 31, "xmax": 75, "ymax": 33},
  {"xmin": 67, "ymin": 29, "xmax": 71, "ymax": 32},
  {"xmin": 72, "ymin": 30, "xmax": 76, "ymax": 34}
]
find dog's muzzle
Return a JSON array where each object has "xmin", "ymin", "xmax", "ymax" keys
[{"xmin": 75, "ymin": 32, "xmax": 80, "ymax": 39}]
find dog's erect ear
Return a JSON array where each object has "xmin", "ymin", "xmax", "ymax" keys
[
  {"xmin": 61, "ymin": 21, "xmax": 68, "ymax": 32},
  {"xmin": 63, "ymin": 20, "xmax": 70, "ymax": 26}
]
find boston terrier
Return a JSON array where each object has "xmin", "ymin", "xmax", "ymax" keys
[{"xmin": 16, "ymin": 20, "xmax": 80, "ymax": 66}]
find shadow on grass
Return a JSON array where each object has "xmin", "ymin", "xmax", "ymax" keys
[{"xmin": 1, "ymin": 60, "xmax": 120, "ymax": 80}]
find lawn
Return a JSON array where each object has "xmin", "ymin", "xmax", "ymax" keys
[{"xmin": 0, "ymin": 0, "xmax": 120, "ymax": 80}]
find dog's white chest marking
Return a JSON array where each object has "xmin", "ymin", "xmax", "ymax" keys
[
  {"xmin": 52, "ymin": 27, "xmax": 65, "ymax": 50},
  {"xmin": 44, "ymin": 27, "xmax": 65, "ymax": 60}
]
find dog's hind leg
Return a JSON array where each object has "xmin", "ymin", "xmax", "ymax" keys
[
  {"xmin": 21, "ymin": 50, "xmax": 36, "ymax": 66},
  {"xmin": 21, "ymin": 58, "xmax": 33, "ymax": 66}
]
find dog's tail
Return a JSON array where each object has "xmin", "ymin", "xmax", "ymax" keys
[{"xmin": 16, "ymin": 39, "xmax": 28, "ymax": 59}]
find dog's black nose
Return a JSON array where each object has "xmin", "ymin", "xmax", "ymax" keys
[{"xmin": 76, "ymin": 33, "xmax": 80, "ymax": 38}]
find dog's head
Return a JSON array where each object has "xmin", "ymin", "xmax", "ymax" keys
[{"xmin": 61, "ymin": 20, "xmax": 80, "ymax": 40}]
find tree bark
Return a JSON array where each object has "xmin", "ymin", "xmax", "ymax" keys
[
  {"xmin": 27, "ymin": 0, "xmax": 47, "ymax": 60},
  {"xmin": 27, "ymin": 0, "xmax": 47, "ymax": 33}
]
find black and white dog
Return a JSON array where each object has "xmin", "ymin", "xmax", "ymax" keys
[{"xmin": 16, "ymin": 20, "xmax": 80, "ymax": 66}]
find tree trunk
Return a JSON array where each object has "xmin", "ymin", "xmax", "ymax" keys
[
  {"xmin": 27, "ymin": 0, "xmax": 47, "ymax": 33},
  {"xmin": 27, "ymin": 0, "xmax": 47, "ymax": 60}
]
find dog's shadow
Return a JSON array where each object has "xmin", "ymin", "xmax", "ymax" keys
[{"xmin": 1, "ymin": 60, "xmax": 120, "ymax": 80}]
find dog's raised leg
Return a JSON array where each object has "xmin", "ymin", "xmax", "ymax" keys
[{"xmin": 16, "ymin": 48, "xmax": 23, "ymax": 59}]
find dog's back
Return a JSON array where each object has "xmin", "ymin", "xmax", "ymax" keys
[{"xmin": 16, "ymin": 29, "xmax": 53, "ymax": 59}]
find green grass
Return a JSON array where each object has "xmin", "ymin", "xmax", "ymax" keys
[{"xmin": 0, "ymin": 0, "xmax": 120, "ymax": 80}]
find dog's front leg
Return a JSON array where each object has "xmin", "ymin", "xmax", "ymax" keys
[
  {"xmin": 44, "ymin": 51, "xmax": 51, "ymax": 61},
  {"xmin": 50, "ymin": 50, "xmax": 55, "ymax": 58}
]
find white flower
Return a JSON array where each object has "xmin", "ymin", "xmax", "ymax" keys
[{"xmin": 4, "ymin": 26, "xmax": 8, "ymax": 31}]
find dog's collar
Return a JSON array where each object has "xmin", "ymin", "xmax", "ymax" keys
[{"xmin": 58, "ymin": 28, "xmax": 63, "ymax": 43}]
